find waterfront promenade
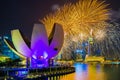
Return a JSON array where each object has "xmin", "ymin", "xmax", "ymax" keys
[{"xmin": 0, "ymin": 66, "xmax": 75, "ymax": 80}]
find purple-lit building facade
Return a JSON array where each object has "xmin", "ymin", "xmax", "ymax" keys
[{"xmin": 4, "ymin": 23, "xmax": 64, "ymax": 68}]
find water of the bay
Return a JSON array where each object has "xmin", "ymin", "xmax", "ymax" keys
[{"xmin": 48, "ymin": 63, "xmax": 120, "ymax": 80}]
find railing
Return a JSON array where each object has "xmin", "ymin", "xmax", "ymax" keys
[{"xmin": 0, "ymin": 66, "xmax": 75, "ymax": 80}]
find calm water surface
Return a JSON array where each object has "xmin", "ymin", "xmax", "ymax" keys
[{"xmin": 57, "ymin": 63, "xmax": 120, "ymax": 80}]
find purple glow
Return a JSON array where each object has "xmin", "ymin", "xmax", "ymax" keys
[
  {"xmin": 5, "ymin": 23, "xmax": 64, "ymax": 68},
  {"xmin": 30, "ymin": 23, "xmax": 64, "ymax": 67}
]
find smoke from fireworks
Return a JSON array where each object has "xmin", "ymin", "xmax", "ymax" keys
[{"xmin": 92, "ymin": 21, "xmax": 120, "ymax": 58}]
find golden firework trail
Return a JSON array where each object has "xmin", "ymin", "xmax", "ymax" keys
[
  {"xmin": 40, "ymin": 0, "xmax": 110, "ymax": 59},
  {"xmin": 41, "ymin": 0, "xmax": 109, "ymax": 41}
]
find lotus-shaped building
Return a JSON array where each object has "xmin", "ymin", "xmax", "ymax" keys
[{"xmin": 4, "ymin": 23, "xmax": 64, "ymax": 68}]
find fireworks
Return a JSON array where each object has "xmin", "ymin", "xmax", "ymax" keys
[
  {"xmin": 40, "ymin": 0, "xmax": 112, "ymax": 59},
  {"xmin": 92, "ymin": 22, "xmax": 120, "ymax": 58},
  {"xmin": 41, "ymin": 0, "xmax": 109, "ymax": 38}
]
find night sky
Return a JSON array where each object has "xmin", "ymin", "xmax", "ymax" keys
[{"xmin": 0, "ymin": 0, "xmax": 120, "ymax": 38}]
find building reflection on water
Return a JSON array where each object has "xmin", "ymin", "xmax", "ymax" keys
[{"xmin": 51, "ymin": 63, "xmax": 120, "ymax": 80}]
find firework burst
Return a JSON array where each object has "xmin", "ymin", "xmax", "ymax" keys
[
  {"xmin": 41, "ymin": 0, "xmax": 109, "ymax": 38},
  {"xmin": 41, "ymin": 0, "xmax": 110, "ymax": 59},
  {"xmin": 92, "ymin": 22, "xmax": 120, "ymax": 58}
]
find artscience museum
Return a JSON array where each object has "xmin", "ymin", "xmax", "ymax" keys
[{"xmin": 4, "ymin": 23, "xmax": 64, "ymax": 68}]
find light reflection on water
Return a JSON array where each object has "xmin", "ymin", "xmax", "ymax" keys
[{"xmin": 58, "ymin": 63, "xmax": 120, "ymax": 80}]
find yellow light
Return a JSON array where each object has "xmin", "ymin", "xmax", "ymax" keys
[
  {"xmin": 42, "ymin": 0, "xmax": 109, "ymax": 37},
  {"xmin": 41, "ymin": 0, "xmax": 110, "ymax": 53}
]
